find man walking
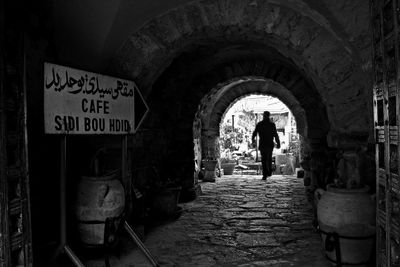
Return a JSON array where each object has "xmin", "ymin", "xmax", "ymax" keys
[{"xmin": 252, "ymin": 111, "xmax": 280, "ymax": 180}]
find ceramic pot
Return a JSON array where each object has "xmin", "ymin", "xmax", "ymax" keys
[
  {"xmin": 221, "ymin": 162, "xmax": 235, "ymax": 175},
  {"xmin": 316, "ymin": 184, "xmax": 375, "ymax": 266},
  {"xmin": 74, "ymin": 171, "xmax": 125, "ymax": 246}
]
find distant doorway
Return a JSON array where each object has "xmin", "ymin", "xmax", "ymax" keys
[{"xmin": 219, "ymin": 94, "xmax": 300, "ymax": 176}]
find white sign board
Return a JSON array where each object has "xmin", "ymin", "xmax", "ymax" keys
[{"xmin": 44, "ymin": 63, "xmax": 138, "ymax": 135}]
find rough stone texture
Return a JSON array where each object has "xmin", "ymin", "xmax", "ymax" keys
[
  {"xmin": 194, "ymin": 77, "xmax": 311, "ymax": 163},
  {"xmin": 109, "ymin": 0, "xmax": 373, "ymax": 206},
  {"xmin": 196, "ymin": 77, "xmax": 309, "ymax": 138},
  {"xmin": 46, "ymin": 0, "xmax": 372, "ymax": 142},
  {"xmin": 84, "ymin": 175, "xmax": 331, "ymax": 267},
  {"xmin": 112, "ymin": 0, "xmax": 371, "ymax": 140},
  {"xmin": 317, "ymin": 0, "xmax": 371, "ymax": 65}
]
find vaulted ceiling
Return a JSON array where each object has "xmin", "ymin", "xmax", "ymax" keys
[
  {"xmin": 51, "ymin": 0, "xmax": 370, "ymax": 73},
  {"xmin": 46, "ymin": 0, "xmax": 372, "ymax": 145}
]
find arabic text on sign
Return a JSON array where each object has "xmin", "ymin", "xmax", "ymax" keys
[{"xmin": 45, "ymin": 67, "xmax": 134, "ymax": 100}]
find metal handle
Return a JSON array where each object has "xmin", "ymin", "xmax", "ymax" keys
[{"xmin": 315, "ymin": 188, "xmax": 325, "ymax": 201}]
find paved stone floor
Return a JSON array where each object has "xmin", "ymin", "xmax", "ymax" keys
[{"xmin": 86, "ymin": 174, "xmax": 331, "ymax": 267}]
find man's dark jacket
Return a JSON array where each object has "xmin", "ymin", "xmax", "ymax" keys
[{"xmin": 252, "ymin": 120, "xmax": 280, "ymax": 150}]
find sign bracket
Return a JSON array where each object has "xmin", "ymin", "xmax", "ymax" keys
[
  {"xmin": 121, "ymin": 135, "xmax": 159, "ymax": 267},
  {"xmin": 53, "ymin": 135, "xmax": 84, "ymax": 266}
]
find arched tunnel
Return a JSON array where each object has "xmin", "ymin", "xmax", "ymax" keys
[
  {"xmin": 112, "ymin": 3, "xmax": 372, "ymax": 197},
  {"xmin": 1, "ymin": 0, "xmax": 390, "ymax": 266},
  {"xmin": 194, "ymin": 78, "xmax": 310, "ymax": 166},
  {"xmin": 128, "ymin": 41, "xmax": 331, "ymax": 198}
]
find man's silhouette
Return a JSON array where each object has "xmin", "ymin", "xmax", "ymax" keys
[{"xmin": 252, "ymin": 111, "xmax": 280, "ymax": 180}]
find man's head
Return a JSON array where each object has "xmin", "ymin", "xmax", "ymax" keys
[{"xmin": 263, "ymin": 111, "xmax": 270, "ymax": 120}]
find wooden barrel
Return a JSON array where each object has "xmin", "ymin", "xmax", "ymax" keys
[
  {"xmin": 316, "ymin": 185, "xmax": 375, "ymax": 266},
  {"xmin": 74, "ymin": 171, "xmax": 125, "ymax": 246}
]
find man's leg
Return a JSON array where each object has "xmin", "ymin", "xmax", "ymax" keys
[
  {"xmin": 266, "ymin": 147, "xmax": 274, "ymax": 176},
  {"xmin": 260, "ymin": 149, "xmax": 268, "ymax": 179}
]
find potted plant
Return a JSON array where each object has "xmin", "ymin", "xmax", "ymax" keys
[
  {"xmin": 148, "ymin": 167, "xmax": 182, "ymax": 219},
  {"xmin": 220, "ymin": 151, "xmax": 236, "ymax": 175},
  {"xmin": 314, "ymin": 147, "xmax": 375, "ymax": 266}
]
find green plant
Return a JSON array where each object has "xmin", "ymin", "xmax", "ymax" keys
[
  {"xmin": 220, "ymin": 157, "xmax": 236, "ymax": 164},
  {"xmin": 203, "ymin": 156, "xmax": 218, "ymax": 161},
  {"xmin": 148, "ymin": 165, "xmax": 181, "ymax": 190},
  {"xmin": 219, "ymin": 108, "xmax": 255, "ymax": 152},
  {"xmin": 288, "ymin": 140, "xmax": 300, "ymax": 157},
  {"xmin": 220, "ymin": 125, "xmax": 243, "ymax": 151},
  {"xmin": 219, "ymin": 150, "xmax": 236, "ymax": 164}
]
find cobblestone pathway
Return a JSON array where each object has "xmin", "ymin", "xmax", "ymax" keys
[{"xmin": 88, "ymin": 175, "xmax": 331, "ymax": 267}]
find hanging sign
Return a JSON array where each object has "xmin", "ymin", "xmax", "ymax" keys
[{"xmin": 44, "ymin": 63, "xmax": 148, "ymax": 135}]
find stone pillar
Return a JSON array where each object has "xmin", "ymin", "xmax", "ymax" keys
[
  {"xmin": 172, "ymin": 158, "xmax": 199, "ymax": 202},
  {"xmin": 201, "ymin": 134, "xmax": 220, "ymax": 182},
  {"xmin": 299, "ymin": 135, "xmax": 308, "ymax": 163},
  {"xmin": 203, "ymin": 160, "xmax": 218, "ymax": 182},
  {"xmin": 193, "ymin": 138, "xmax": 202, "ymax": 182},
  {"xmin": 201, "ymin": 134, "xmax": 220, "ymax": 160}
]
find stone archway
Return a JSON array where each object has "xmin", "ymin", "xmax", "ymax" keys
[
  {"xmin": 193, "ymin": 77, "xmax": 311, "ymax": 172},
  {"xmin": 111, "ymin": 0, "xmax": 372, "ymax": 197},
  {"xmin": 112, "ymin": 0, "xmax": 371, "ymax": 143},
  {"xmin": 200, "ymin": 77, "xmax": 308, "ymax": 137}
]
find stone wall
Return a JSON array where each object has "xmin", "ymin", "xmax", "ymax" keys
[
  {"xmin": 112, "ymin": 0, "xmax": 371, "ymax": 139},
  {"xmin": 108, "ymin": 0, "xmax": 373, "ymax": 192}
]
